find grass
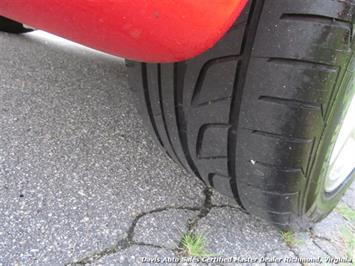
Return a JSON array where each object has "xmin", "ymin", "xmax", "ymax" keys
[
  {"xmin": 179, "ymin": 233, "xmax": 212, "ymax": 257},
  {"xmin": 341, "ymin": 226, "xmax": 355, "ymax": 263},
  {"xmin": 337, "ymin": 205, "xmax": 355, "ymax": 223},
  {"xmin": 281, "ymin": 231, "xmax": 303, "ymax": 247}
]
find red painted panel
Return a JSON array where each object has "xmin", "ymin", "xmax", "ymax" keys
[{"xmin": 0, "ymin": 0, "xmax": 247, "ymax": 62}]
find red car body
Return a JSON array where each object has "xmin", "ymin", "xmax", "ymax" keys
[{"xmin": 0, "ymin": 0, "xmax": 248, "ymax": 62}]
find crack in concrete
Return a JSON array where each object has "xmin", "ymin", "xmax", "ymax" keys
[
  {"xmin": 280, "ymin": 237, "xmax": 305, "ymax": 266},
  {"xmin": 309, "ymin": 229, "xmax": 336, "ymax": 259},
  {"xmin": 174, "ymin": 187, "xmax": 213, "ymax": 256},
  {"xmin": 186, "ymin": 187, "xmax": 213, "ymax": 232},
  {"xmin": 309, "ymin": 227, "xmax": 333, "ymax": 243},
  {"xmin": 311, "ymin": 234, "xmax": 333, "ymax": 243},
  {"xmin": 288, "ymin": 249, "xmax": 305, "ymax": 266},
  {"xmin": 210, "ymin": 203, "xmax": 248, "ymax": 214},
  {"xmin": 311, "ymin": 239, "xmax": 335, "ymax": 259},
  {"xmin": 66, "ymin": 206, "xmax": 200, "ymax": 265},
  {"xmin": 280, "ymin": 227, "xmax": 338, "ymax": 266},
  {"xmin": 66, "ymin": 188, "xmax": 214, "ymax": 265},
  {"xmin": 68, "ymin": 187, "xmax": 322, "ymax": 265}
]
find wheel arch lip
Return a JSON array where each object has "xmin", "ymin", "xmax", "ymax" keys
[{"xmin": 0, "ymin": 0, "xmax": 248, "ymax": 62}]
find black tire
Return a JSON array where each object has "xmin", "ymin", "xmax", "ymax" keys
[
  {"xmin": 127, "ymin": 0, "xmax": 355, "ymax": 229},
  {"xmin": 0, "ymin": 16, "xmax": 33, "ymax": 34}
]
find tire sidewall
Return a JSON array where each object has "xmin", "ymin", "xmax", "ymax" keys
[{"xmin": 305, "ymin": 63, "xmax": 355, "ymax": 221}]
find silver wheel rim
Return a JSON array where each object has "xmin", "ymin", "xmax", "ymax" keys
[{"xmin": 324, "ymin": 94, "xmax": 355, "ymax": 193}]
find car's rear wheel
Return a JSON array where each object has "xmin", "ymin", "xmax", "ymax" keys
[
  {"xmin": 127, "ymin": 0, "xmax": 355, "ymax": 229},
  {"xmin": 0, "ymin": 16, "xmax": 33, "ymax": 34}
]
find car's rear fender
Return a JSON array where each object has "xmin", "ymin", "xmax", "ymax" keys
[{"xmin": 0, "ymin": 0, "xmax": 248, "ymax": 62}]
